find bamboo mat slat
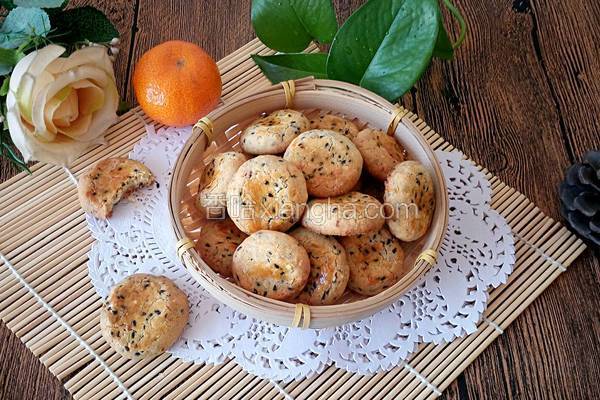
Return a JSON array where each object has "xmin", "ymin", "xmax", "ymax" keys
[{"xmin": 0, "ymin": 38, "xmax": 586, "ymax": 400}]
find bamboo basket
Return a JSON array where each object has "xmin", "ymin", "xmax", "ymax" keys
[{"xmin": 168, "ymin": 78, "xmax": 448, "ymax": 329}]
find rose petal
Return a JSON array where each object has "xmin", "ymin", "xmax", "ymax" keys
[
  {"xmin": 31, "ymin": 66, "xmax": 108, "ymax": 142},
  {"xmin": 47, "ymin": 46, "xmax": 115, "ymax": 79},
  {"xmin": 7, "ymin": 90, "xmax": 97, "ymax": 165},
  {"xmin": 73, "ymin": 80, "xmax": 105, "ymax": 115},
  {"xmin": 57, "ymin": 113, "xmax": 93, "ymax": 138},
  {"xmin": 52, "ymin": 88, "xmax": 79, "ymax": 127}
]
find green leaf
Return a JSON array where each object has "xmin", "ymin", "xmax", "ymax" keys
[
  {"xmin": 0, "ymin": 1, "xmax": 16, "ymax": 10},
  {"xmin": 0, "ymin": 78, "xmax": 9, "ymax": 96},
  {"xmin": 251, "ymin": 0, "xmax": 337, "ymax": 52},
  {"xmin": 13, "ymin": 0, "xmax": 64, "ymax": 7},
  {"xmin": 0, "ymin": 7, "xmax": 50, "ymax": 49},
  {"xmin": 117, "ymin": 100, "xmax": 131, "ymax": 116},
  {"xmin": 433, "ymin": 23, "xmax": 454, "ymax": 60},
  {"xmin": 49, "ymin": 6, "xmax": 119, "ymax": 44},
  {"xmin": 327, "ymin": 0, "xmax": 440, "ymax": 102},
  {"xmin": 289, "ymin": 0, "xmax": 337, "ymax": 44},
  {"xmin": 0, "ymin": 47, "xmax": 23, "ymax": 74},
  {"xmin": 252, "ymin": 53, "xmax": 328, "ymax": 83}
]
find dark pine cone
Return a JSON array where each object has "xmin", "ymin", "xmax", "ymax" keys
[{"xmin": 559, "ymin": 150, "xmax": 600, "ymax": 248}]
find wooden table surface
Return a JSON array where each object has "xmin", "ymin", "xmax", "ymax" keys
[{"xmin": 1, "ymin": 1, "xmax": 599, "ymax": 399}]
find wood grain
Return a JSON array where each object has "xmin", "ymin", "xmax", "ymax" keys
[{"xmin": 0, "ymin": 1, "xmax": 598, "ymax": 399}]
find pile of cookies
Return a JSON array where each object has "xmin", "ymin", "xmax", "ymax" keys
[{"xmin": 196, "ymin": 109, "xmax": 436, "ymax": 305}]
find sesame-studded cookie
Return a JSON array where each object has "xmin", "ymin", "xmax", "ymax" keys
[
  {"xmin": 196, "ymin": 218, "xmax": 247, "ymax": 277},
  {"xmin": 78, "ymin": 158, "xmax": 155, "ymax": 219},
  {"xmin": 340, "ymin": 227, "xmax": 407, "ymax": 296},
  {"xmin": 240, "ymin": 109, "xmax": 310, "ymax": 155},
  {"xmin": 226, "ymin": 155, "xmax": 308, "ymax": 234},
  {"xmin": 283, "ymin": 130, "xmax": 363, "ymax": 197},
  {"xmin": 290, "ymin": 227, "xmax": 350, "ymax": 305},
  {"xmin": 354, "ymin": 128, "xmax": 406, "ymax": 181},
  {"xmin": 309, "ymin": 114, "xmax": 360, "ymax": 141},
  {"xmin": 100, "ymin": 274, "xmax": 189, "ymax": 360},
  {"xmin": 197, "ymin": 151, "xmax": 249, "ymax": 218},
  {"xmin": 384, "ymin": 161, "xmax": 435, "ymax": 242},
  {"xmin": 232, "ymin": 230, "xmax": 310, "ymax": 301},
  {"xmin": 301, "ymin": 191, "xmax": 385, "ymax": 236}
]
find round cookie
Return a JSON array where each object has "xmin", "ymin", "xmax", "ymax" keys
[
  {"xmin": 197, "ymin": 151, "xmax": 248, "ymax": 218},
  {"xmin": 240, "ymin": 109, "xmax": 310, "ymax": 155},
  {"xmin": 232, "ymin": 230, "xmax": 310, "ymax": 300},
  {"xmin": 283, "ymin": 129, "xmax": 363, "ymax": 197},
  {"xmin": 226, "ymin": 155, "xmax": 308, "ymax": 234},
  {"xmin": 290, "ymin": 227, "xmax": 350, "ymax": 305},
  {"xmin": 301, "ymin": 191, "xmax": 385, "ymax": 236},
  {"xmin": 309, "ymin": 114, "xmax": 359, "ymax": 141},
  {"xmin": 341, "ymin": 227, "xmax": 407, "ymax": 296},
  {"xmin": 384, "ymin": 161, "xmax": 435, "ymax": 242},
  {"xmin": 354, "ymin": 128, "xmax": 406, "ymax": 181},
  {"xmin": 100, "ymin": 274, "xmax": 189, "ymax": 360},
  {"xmin": 196, "ymin": 218, "xmax": 247, "ymax": 277}
]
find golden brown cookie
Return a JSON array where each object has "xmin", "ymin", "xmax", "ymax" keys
[
  {"xmin": 290, "ymin": 227, "xmax": 350, "ymax": 305},
  {"xmin": 78, "ymin": 158, "xmax": 155, "ymax": 219},
  {"xmin": 283, "ymin": 129, "xmax": 363, "ymax": 197},
  {"xmin": 232, "ymin": 230, "xmax": 310, "ymax": 301},
  {"xmin": 384, "ymin": 161, "xmax": 435, "ymax": 241},
  {"xmin": 240, "ymin": 109, "xmax": 310, "ymax": 155},
  {"xmin": 341, "ymin": 227, "xmax": 407, "ymax": 296},
  {"xmin": 226, "ymin": 155, "xmax": 308, "ymax": 234},
  {"xmin": 301, "ymin": 191, "xmax": 385, "ymax": 236},
  {"xmin": 197, "ymin": 151, "xmax": 248, "ymax": 218},
  {"xmin": 100, "ymin": 274, "xmax": 189, "ymax": 360},
  {"xmin": 309, "ymin": 114, "xmax": 359, "ymax": 141},
  {"xmin": 196, "ymin": 218, "xmax": 247, "ymax": 277},
  {"xmin": 354, "ymin": 128, "xmax": 406, "ymax": 181}
]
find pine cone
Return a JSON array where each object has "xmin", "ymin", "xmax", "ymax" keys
[{"xmin": 559, "ymin": 150, "xmax": 600, "ymax": 248}]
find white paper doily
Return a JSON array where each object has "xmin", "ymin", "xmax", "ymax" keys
[{"xmin": 86, "ymin": 125, "xmax": 515, "ymax": 382}]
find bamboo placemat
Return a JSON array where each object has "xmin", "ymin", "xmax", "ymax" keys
[{"xmin": 0, "ymin": 38, "xmax": 586, "ymax": 400}]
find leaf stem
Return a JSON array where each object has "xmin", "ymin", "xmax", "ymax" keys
[{"xmin": 442, "ymin": 0, "xmax": 467, "ymax": 49}]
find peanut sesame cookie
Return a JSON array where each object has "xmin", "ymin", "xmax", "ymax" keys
[
  {"xmin": 384, "ymin": 161, "xmax": 435, "ymax": 241},
  {"xmin": 301, "ymin": 191, "xmax": 385, "ymax": 236},
  {"xmin": 197, "ymin": 151, "xmax": 248, "ymax": 218},
  {"xmin": 100, "ymin": 274, "xmax": 189, "ymax": 360},
  {"xmin": 78, "ymin": 158, "xmax": 155, "ymax": 219},
  {"xmin": 354, "ymin": 128, "xmax": 406, "ymax": 181},
  {"xmin": 290, "ymin": 227, "xmax": 350, "ymax": 305},
  {"xmin": 232, "ymin": 230, "xmax": 310, "ymax": 301},
  {"xmin": 283, "ymin": 129, "xmax": 363, "ymax": 197},
  {"xmin": 309, "ymin": 114, "xmax": 359, "ymax": 141},
  {"xmin": 226, "ymin": 155, "xmax": 308, "ymax": 234},
  {"xmin": 340, "ymin": 227, "xmax": 407, "ymax": 296},
  {"xmin": 196, "ymin": 218, "xmax": 247, "ymax": 277},
  {"xmin": 240, "ymin": 109, "xmax": 310, "ymax": 155}
]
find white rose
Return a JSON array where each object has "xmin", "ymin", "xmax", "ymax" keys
[{"xmin": 6, "ymin": 44, "xmax": 119, "ymax": 166}]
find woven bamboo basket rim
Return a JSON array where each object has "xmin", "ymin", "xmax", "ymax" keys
[{"xmin": 168, "ymin": 78, "xmax": 449, "ymax": 329}]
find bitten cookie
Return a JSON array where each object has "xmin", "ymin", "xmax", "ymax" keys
[
  {"xmin": 309, "ymin": 114, "xmax": 359, "ymax": 141},
  {"xmin": 78, "ymin": 158, "xmax": 155, "ymax": 219},
  {"xmin": 100, "ymin": 274, "xmax": 189, "ymax": 360},
  {"xmin": 196, "ymin": 218, "xmax": 247, "ymax": 277},
  {"xmin": 354, "ymin": 128, "xmax": 406, "ymax": 180},
  {"xmin": 341, "ymin": 227, "xmax": 407, "ymax": 296},
  {"xmin": 384, "ymin": 161, "xmax": 435, "ymax": 241},
  {"xmin": 226, "ymin": 155, "xmax": 308, "ymax": 234},
  {"xmin": 301, "ymin": 191, "xmax": 385, "ymax": 236},
  {"xmin": 283, "ymin": 130, "xmax": 363, "ymax": 197},
  {"xmin": 232, "ymin": 230, "xmax": 310, "ymax": 300},
  {"xmin": 197, "ymin": 151, "xmax": 248, "ymax": 218},
  {"xmin": 290, "ymin": 227, "xmax": 350, "ymax": 305},
  {"xmin": 240, "ymin": 109, "xmax": 310, "ymax": 154}
]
